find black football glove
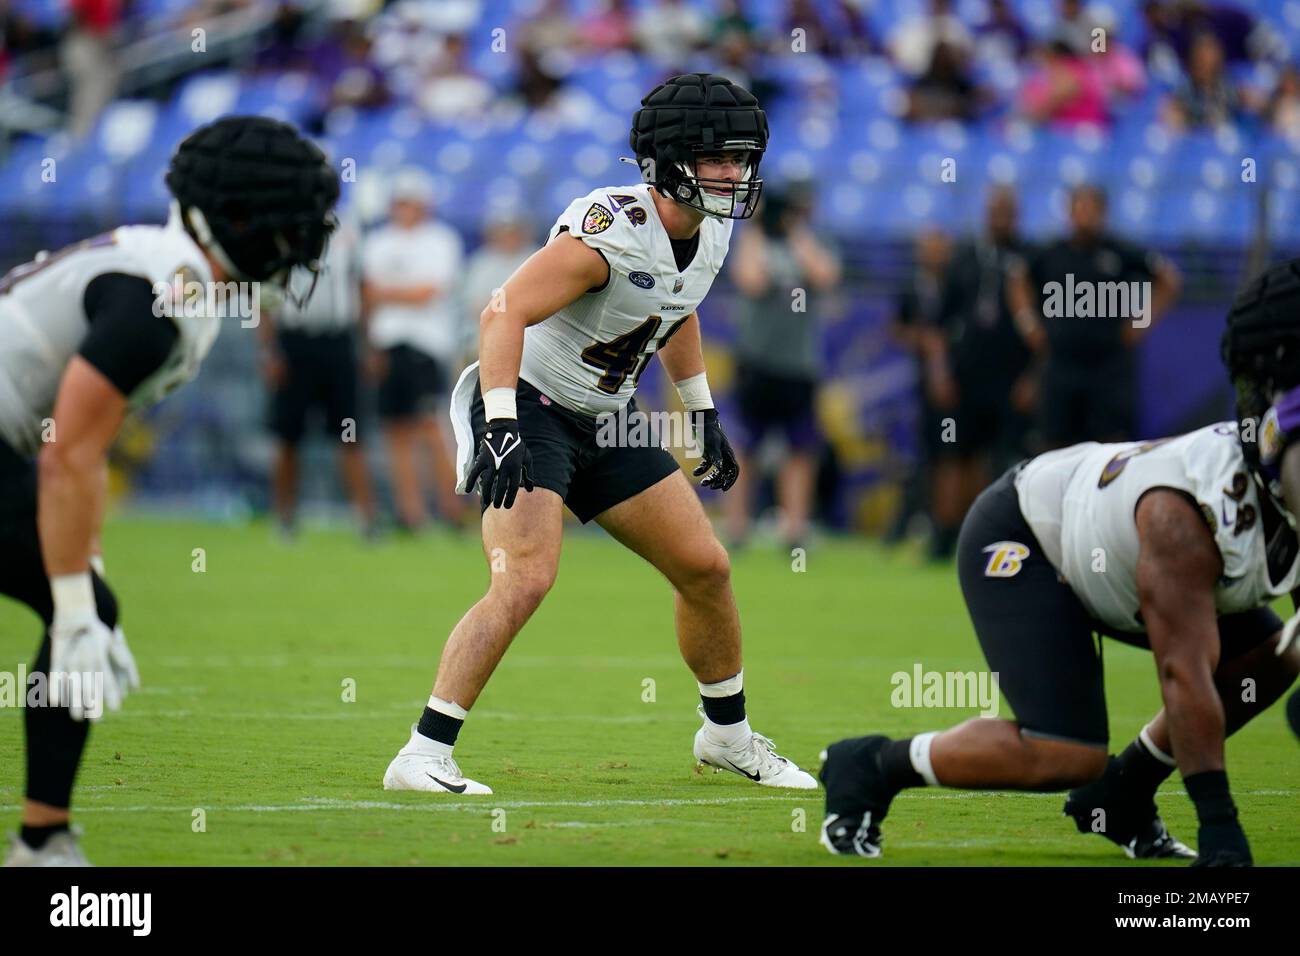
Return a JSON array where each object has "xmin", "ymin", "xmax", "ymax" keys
[
  {"xmin": 465, "ymin": 418, "xmax": 535, "ymax": 510},
  {"xmin": 691, "ymin": 408, "xmax": 739, "ymax": 492}
]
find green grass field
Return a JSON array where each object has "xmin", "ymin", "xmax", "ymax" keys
[{"xmin": 1, "ymin": 515, "xmax": 1296, "ymax": 866}]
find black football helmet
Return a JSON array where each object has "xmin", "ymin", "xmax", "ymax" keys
[
  {"xmin": 165, "ymin": 116, "xmax": 339, "ymax": 303},
  {"xmin": 1221, "ymin": 258, "xmax": 1300, "ymax": 520},
  {"xmin": 629, "ymin": 73, "xmax": 768, "ymax": 220}
]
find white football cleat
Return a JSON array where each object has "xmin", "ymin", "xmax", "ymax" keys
[
  {"xmin": 694, "ymin": 723, "xmax": 818, "ymax": 789},
  {"xmin": 383, "ymin": 728, "xmax": 492, "ymax": 795},
  {"xmin": 3, "ymin": 830, "xmax": 91, "ymax": 867}
]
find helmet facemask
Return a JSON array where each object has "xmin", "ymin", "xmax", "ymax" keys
[{"xmin": 662, "ymin": 143, "xmax": 764, "ymax": 220}]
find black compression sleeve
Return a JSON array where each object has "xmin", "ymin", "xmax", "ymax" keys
[{"xmin": 79, "ymin": 273, "xmax": 180, "ymax": 397}]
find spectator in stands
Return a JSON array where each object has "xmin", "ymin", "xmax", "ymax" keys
[
  {"xmin": 580, "ymin": 0, "xmax": 637, "ymax": 53},
  {"xmin": 1090, "ymin": 7, "xmax": 1148, "ymax": 102},
  {"xmin": 889, "ymin": 0, "xmax": 971, "ymax": 78},
  {"xmin": 925, "ymin": 186, "xmax": 1035, "ymax": 559},
  {"xmin": 319, "ymin": 20, "xmax": 390, "ymax": 111},
  {"xmin": 1163, "ymin": 31, "xmax": 1256, "ymax": 129},
  {"xmin": 782, "ymin": 0, "xmax": 835, "ymax": 57},
  {"xmin": 635, "ymin": 0, "xmax": 708, "ymax": 69},
  {"xmin": 459, "ymin": 209, "xmax": 535, "ymax": 369},
  {"xmin": 1019, "ymin": 33, "xmax": 1110, "ymax": 129},
  {"xmin": 60, "ymin": 0, "xmax": 121, "ymax": 139},
  {"xmin": 418, "ymin": 32, "xmax": 493, "ymax": 121},
  {"xmin": 515, "ymin": 45, "xmax": 564, "ymax": 111},
  {"xmin": 906, "ymin": 40, "xmax": 980, "ymax": 122},
  {"xmin": 260, "ymin": 217, "xmax": 378, "ymax": 540},
  {"xmin": 828, "ymin": 0, "xmax": 881, "ymax": 58},
  {"xmin": 518, "ymin": 0, "xmax": 578, "ymax": 57},
  {"xmin": 1008, "ymin": 184, "xmax": 1181, "ymax": 450},
  {"xmin": 885, "ymin": 229, "xmax": 951, "ymax": 554},
  {"xmin": 1266, "ymin": 64, "xmax": 1300, "ymax": 137},
  {"xmin": 973, "ymin": 0, "xmax": 1029, "ymax": 65},
  {"xmin": 724, "ymin": 186, "xmax": 840, "ymax": 551},
  {"xmin": 363, "ymin": 169, "xmax": 465, "ymax": 531}
]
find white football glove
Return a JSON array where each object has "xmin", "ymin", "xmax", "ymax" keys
[
  {"xmin": 109, "ymin": 625, "xmax": 141, "ymax": 695},
  {"xmin": 48, "ymin": 610, "xmax": 123, "ymax": 721}
]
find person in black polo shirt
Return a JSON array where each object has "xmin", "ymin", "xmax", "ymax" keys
[
  {"xmin": 926, "ymin": 185, "xmax": 1035, "ymax": 558},
  {"xmin": 1009, "ymin": 184, "xmax": 1180, "ymax": 449}
]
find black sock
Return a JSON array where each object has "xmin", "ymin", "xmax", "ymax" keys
[
  {"xmin": 20, "ymin": 822, "xmax": 69, "ymax": 850},
  {"xmin": 700, "ymin": 690, "xmax": 746, "ymax": 726},
  {"xmin": 880, "ymin": 737, "xmax": 925, "ymax": 791},
  {"xmin": 417, "ymin": 706, "xmax": 463, "ymax": 747},
  {"xmin": 1115, "ymin": 736, "xmax": 1175, "ymax": 795}
]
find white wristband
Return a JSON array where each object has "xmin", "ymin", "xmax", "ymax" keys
[
  {"xmin": 89, "ymin": 554, "xmax": 105, "ymax": 578},
  {"xmin": 483, "ymin": 387, "xmax": 517, "ymax": 421},
  {"xmin": 674, "ymin": 372, "xmax": 713, "ymax": 412},
  {"xmin": 51, "ymin": 571, "xmax": 96, "ymax": 618}
]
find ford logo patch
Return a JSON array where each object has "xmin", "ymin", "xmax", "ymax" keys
[{"xmin": 629, "ymin": 271, "xmax": 655, "ymax": 289}]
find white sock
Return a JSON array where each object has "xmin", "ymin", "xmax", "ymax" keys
[
  {"xmin": 908, "ymin": 731, "xmax": 941, "ymax": 786},
  {"xmin": 699, "ymin": 671, "xmax": 750, "ymax": 747}
]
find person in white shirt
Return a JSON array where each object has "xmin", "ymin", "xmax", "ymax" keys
[
  {"xmin": 458, "ymin": 208, "xmax": 535, "ymax": 367},
  {"xmin": 362, "ymin": 168, "xmax": 465, "ymax": 530}
]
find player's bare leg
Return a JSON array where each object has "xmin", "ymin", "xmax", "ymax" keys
[
  {"xmin": 418, "ymin": 414, "xmax": 464, "ymax": 524},
  {"xmin": 819, "ymin": 719, "xmax": 1107, "ymax": 858},
  {"xmin": 336, "ymin": 443, "xmax": 377, "ymax": 535},
  {"xmin": 776, "ymin": 451, "xmax": 815, "ymax": 548},
  {"xmin": 1065, "ymin": 628, "xmax": 1300, "ymax": 857},
  {"xmin": 722, "ymin": 449, "xmax": 752, "ymax": 546},
  {"xmin": 384, "ymin": 420, "xmax": 428, "ymax": 530},
  {"xmin": 271, "ymin": 442, "xmax": 300, "ymax": 534},
  {"xmin": 595, "ymin": 471, "xmax": 815, "ymax": 788},
  {"xmin": 382, "ymin": 487, "xmax": 563, "ymax": 794}
]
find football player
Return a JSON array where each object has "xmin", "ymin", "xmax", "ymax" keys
[
  {"xmin": 383, "ymin": 73, "xmax": 816, "ymax": 794},
  {"xmin": 819, "ymin": 260, "xmax": 1300, "ymax": 866},
  {"xmin": 1, "ymin": 117, "xmax": 338, "ymax": 866}
]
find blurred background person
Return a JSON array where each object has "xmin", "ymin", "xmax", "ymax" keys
[
  {"xmin": 889, "ymin": 0, "xmax": 971, "ymax": 78},
  {"xmin": 60, "ymin": 0, "xmax": 121, "ymax": 138},
  {"xmin": 885, "ymin": 229, "xmax": 951, "ymax": 554},
  {"xmin": 1010, "ymin": 184, "xmax": 1181, "ymax": 450},
  {"xmin": 260, "ymin": 216, "xmax": 378, "ymax": 540},
  {"xmin": 458, "ymin": 208, "xmax": 535, "ymax": 370},
  {"xmin": 1019, "ymin": 31, "xmax": 1111, "ymax": 130},
  {"xmin": 1163, "ymin": 30, "xmax": 1257, "ymax": 129},
  {"xmin": 363, "ymin": 169, "xmax": 464, "ymax": 531},
  {"xmin": 925, "ymin": 186, "xmax": 1035, "ymax": 559},
  {"xmin": 724, "ymin": 187, "xmax": 840, "ymax": 551}
]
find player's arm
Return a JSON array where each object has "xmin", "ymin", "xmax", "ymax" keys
[
  {"xmin": 1006, "ymin": 257, "xmax": 1046, "ymax": 353},
  {"xmin": 40, "ymin": 273, "xmax": 172, "ymax": 717},
  {"xmin": 1135, "ymin": 488, "xmax": 1252, "ymax": 865},
  {"xmin": 465, "ymin": 233, "xmax": 608, "ymax": 508},
  {"xmin": 656, "ymin": 311, "xmax": 739, "ymax": 491}
]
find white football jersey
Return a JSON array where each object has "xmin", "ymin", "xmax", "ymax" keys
[
  {"xmin": 1015, "ymin": 423, "xmax": 1300, "ymax": 633},
  {"xmin": 0, "ymin": 204, "xmax": 218, "ymax": 458},
  {"xmin": 518, "ymin": 182, "xmax": 734, "ymax": 415}
]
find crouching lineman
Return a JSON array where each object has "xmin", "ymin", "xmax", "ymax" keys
[
  {"xmin": 820, "ymin": 259, "xmax": 1300, "ymax": 866},
  {"xmin": 382, "ymin": 73, "xmax": 816, "ymax": 794},
  {"xmin": 1, "ymin": 116, "xmax": 339, "ymax": 865}
]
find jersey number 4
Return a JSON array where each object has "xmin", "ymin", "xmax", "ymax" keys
[{"xmin": 581, "ymin": 315, "xmax": 688, "ymax": 395}]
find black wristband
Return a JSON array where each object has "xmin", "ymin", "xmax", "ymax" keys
[{"xmin": 1184, "ymin": 770, "xmax": 1237, "ymax": 827}]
